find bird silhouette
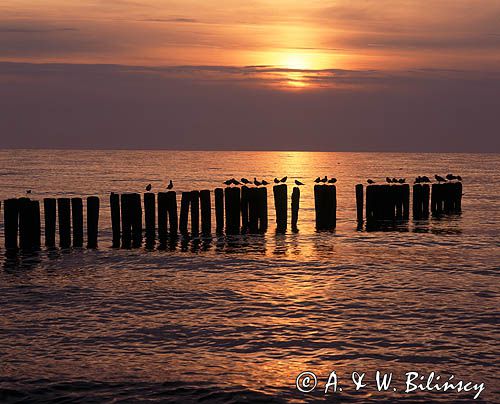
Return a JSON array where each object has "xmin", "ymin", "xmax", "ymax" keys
[
  {"xmin": 328, "ymin": 177, "xmax": 337, "ymax": 184},
  {"xmin": 392, "ymin": 178, "xmax": 398, "ymax": 183},
  {"xmin": 26, "ymin": 189, "xmax": 32, "ymax": 194},
  {"xmin": 167, "ymin": 180, "xmax": 173, "ymax": 190},
  {"xmin": 456, "ymin": 175, "xmax": 462, "ymax": 181},
  {"xmin": 146, "ymin": 184, "xmax": 152, "ymax": 191},
  {"xmin": 386, "ymin": 177, "xmax": 392, "ymax": 183},
  {"xmin": 280, "ymin": 176, "xmax": 287, "ymax": 183},
  {"xmin": 232, "ymin": 179, "xmax": 241, "ymax": 186},
  {"xmin": 254, "ymin": 177, "xmax": 262, "ymax": 187},
  {"xmin": 261, "ymin": 179, "xmax": 269, "ymax": 186},
  {"xmin": 241, "ymin": 178, "xmax": 250, "ymax": 184},
  {"xmin": 435, "ymin": 175, "xmax": 446, "ymax": 183},
  {"xmin": 320, "ymin": 176, "xmax": 327, "ymax": 183},
  {"xmin": 414, "ymin": 176, "xmax": 421, "ymax": 184},
  {"xmin": 446, "ymin": 174, "xmax": 455, "ymax": 181},
  {"xmin": 274, "ymin": 178, "xmax": 280, "ymax": 184},
  {"xmin": 295, "ymin": 180, "xmax": 304, "ymax": 186},
  {"xmin": 398, "ymin": 178, "xmax": 405, "ymax": 184},
  {"xmin": 421, "ymin": 176, "xmax": 431, "ymax": 183},
  {"xmin": 314, "ymin": 177, "xmax": 321, "ymax": 183},
  {"xmin": 367, "ymin": 179, "xmax": 375, "ymax": 184},
  {"xmin": 223, "ymin": 179, "xmax": 233, "ymax": 186}
]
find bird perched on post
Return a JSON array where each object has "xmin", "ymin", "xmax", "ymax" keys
[
  {"xmin": 328, "ymin": 177, "xmax": 337, "ymax": 184},
  {"xmin": 435, "ymin": 175, "xmax": 446, "ymax": 183},
  {"xmin": 231, "ymin": 178, "xmax": 241, "ymax": 186},
  {"xmin": 367, "ymin": 179, "xmax": 375, "ymax": 184},
  {"xmin": 223, "ymin": 179, "xmax": 233, "ymax": 186},
  {"xmin": 421, "ymin": 176, "xmax": 431, "ymax": 183},
  {"xmin": 386, "ymin": 177, "xmax": 392, "ymax": 183},
  {"xmin": 274, "ymin": 178, "xmax": 280, "ymax": 184},
  {"xmin": 146, "ymin": 184, "xmax": 152, "ymax": 191},
  {"xmin": 314, "ymin": 177, "xmax": 321, "ymax": 183},
  {"xmin": 446, "ymin": 174, "xmax": 456, "ymax": 181},
  {"xmin": 241, "ymin": 178, "xmax": 250, "ymax": 184},
  {"xmin": 26, "ymin": 189, "xmax": 32, "ymax": 194},
  {"xmin": 295, "ymin": 180, "xmax": 304, "ymax": 186},
  {"xmin": 261, "ymin": 179, "xmax": 269, "ymax": 186},
  {"xmin": 253, "ymin": 177, "xmax": 262, "ymax": 187},
  {"xmin": 280, "ymin": 176, "xmax": 287, "ymax": 183},
  {"xmin": 320, "ymin": 176, "xmax": 327, "ymax": 183},
  {"xmin": 167, "ymin": 180, "xmax": 174, "ymax": 190},
  {"xmin": 414, "ymin": 176, "xmax": 421, "ymax": 184},
  {"xmin": 392, "ymin": 177, "xmax": 398, "ymax": 183},
  {"xmin": 398, "ymin": 178, "xmax": 406, "ymax": 184},
  {"xmin": 456, "ymin": 175, "xmax": 462, "ymax": 181}
]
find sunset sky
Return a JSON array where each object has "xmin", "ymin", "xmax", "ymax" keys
[{"xmin": 1, "ymin": 0, "xmax": 499, "ymax": 151}]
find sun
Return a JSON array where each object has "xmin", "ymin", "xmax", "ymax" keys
[{"xmin": 282, "ymin": 54, "xmax": 310, "ymax": 70}]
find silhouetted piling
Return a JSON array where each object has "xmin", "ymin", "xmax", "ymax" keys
[
  {"xmin": 413, "ymin": 184, "xmax": 423, "ymax": 219},
  {"xmin": 166, "ymin": 191, "xmax": 178, "ymax": 235},
  {"xmin": 157, "ymin": 192, "xmax": 168, "ymax": 242},
  {"xmin": 314, "ymin": 185, "xmax": 336, "ymax": 230},
  {"xmin": 355, "ymin": 184, "xmax": 363, "ymax": 223},
  {"xmin": 120, "ymin": 194, "xmax": 132, "ymax": 248},
  {"xmin": 18, "ymin": 198, "xmax": 34, "ymax": 250},
  {"xmin": 144, "ymin": 193, "xmax": 155, "ymax": 239},
  {"xmin": 110, "ymin": 193, "xmax": 121, "ymax": 247},
  {"xmin": 200, "ymin": 190, "xmax": 211, "ymax": 234},
  {"xmin": 71, "ymin": 197, "xmax": 84, "ymax": 247},
  {"xmin": 4, "ymin": 199, "xmax": 19, "ymax": 250},
  {"xmin": 87, "ymin": 196, "xmax": 99, "ymax": 248},
  {"xmin": 44, "ymin": 198, "xmax": 56, "ymax": 248},
  {"xmin": 32, "ymin": 200, "xmax": 41, "ymax": 249},
  {"xmin": 291, "ymin": 187, "xmax": 300, "ymax": 230},
  {"xmin": 258, "ymin": 187, "xmax": 268, "ymax": 232},
  {"xmin": 224, "ymin": 187, "xmax": 240, "ymax": 234},
  {"xmin": 422, "ymin": 184, "xmax": 430, "ymax": 217},
  {"xmin": 273, "ymin": 184, "xmax": 287, "ymax": 231},
  {"xmin": 131, "ymin": 193, "xmax": 142, "ymax": 247},
  {"xmin": 57, "ymin": 198, "xmax": 71, "ymax": 248},
  {"xmin": 241, "ymin": 186, "xmax": 250, "ymax": 231},
  {"xmin": 214, "ymin": 188, "xmax": 224, "ymax": 233},
  {"xmin": 190, "ymin": 190, "xmax": 200, "ymax": 235},
  {"xmin": 402, "ymin": 184, "xmax": 410, "ymax": 219},
  {"xmin": 179, "ymin": 191, "xmax": 191, "ymax": 234},
  {"xmin": 248, "ymin": 188, "xmax": 259, "ymax": 232}
]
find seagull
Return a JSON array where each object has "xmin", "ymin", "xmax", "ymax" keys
[
  {"xmin": 328, "ymin": 177, "xmax": 337, "ymax": 184},
  {"xmin": 254, "ymin": 177, "xmax": 262, "ymax": 187},
  {"xmin": 231, "ymin": 178, "xmax": 241, "ymax": 186},
  {"xmin": 456, "ymin": 175, "xmax": 462, "ymax": 181},
  {"xmin": 314, "ymin": 177, "xmax": 321, "ymax": 183},
  {"xmin": 398, "ymin": 178, "xmax": 406, "ymax": 184},
  {"xmin": 223, "ymin": 179, "xmax": 233, "ymax": 186},
  {"xmin": 167, "ymin": 180, "xmax": 173, "ymax": 190},
  {"xmin": 274, "ymin": 178, "xmax": 280, "ymax": 184},
  {"xmin": 295, "ymin": 180, "xmax": 304, "ymax": 186},
  {"xmin": 26, "ymin": 189, "xmax": 32, "ymax": 194},
  {"xmin": 435, "ymin": 175, "xmax": 446, "ymax": 183},
  {"xmin": 421, "ymin": 176, "xmax": 431, "ymax": 183},
  {"xmin": 414, "ymin": 176, "xmax": 421, "ymax": 184},
  {"xmin": 241, "ymin": 178, "xmax": 251, "ymax": 184},
  {"xmin": 320, "ymin": 176, "xmax": 328, "ymax": 183},
  {"xmin": 392, "ymin": 178, "xmax": 398, "ymax": 183},
  {"xmin": 261, "ymin": 179, "xmax": 269, "ymax": 186},
  {"xmin": 386, "ymin": 177, "xmax": 392, "ymax": 183},
  {"xmin": 367, "ymin": 179, "xmax": 375, "ymax": 184},
  {"xmin": 280, "ymin": 176, "xmax": 287, "ymax": 183},
  {"xmin": 146, "ymin": 184, "xmax": 152, "ymax": 191},
  {"xmin": 446, "ymin": 174, "xmax": 456, "ymax": 181}
]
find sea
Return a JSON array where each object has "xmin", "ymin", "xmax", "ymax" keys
[{"xmin": 0, "ymin": 150, "xmax": 498, "ymax": 402}]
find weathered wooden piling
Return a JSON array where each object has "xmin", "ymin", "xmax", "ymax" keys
[
  {"xmin": 258, "ymin": 187, "xmax": 268, "ymax": 232},
  {"xmin": 214, "ymin": 188, "xmax": 224, "ymax": 233},
  {"xmin": 422, "ymin": 184, "xmax": 430, "ymax": 217},
  {"xmin": 248, "ymin": 188, "xmax": 259, "ymax": 232},
  {"xmin": 365, "ymin": 185, "xmax": 374, "ymax": 222},
  {"xmin": 240, "ymin": 186, "xmax": 250, "ymax": 230},
  {"xmin": 87, "ymin": 196, "xmax": 99, "ymax": 248},
  {"xmin": 413, "ymin": 184, "xmax": 423, "ymax": 219},
  {"xmin": 402, "ymin": 184, "xmax": 410, "ymax": 219},
  {"xmin": 120, "ymin": 194, "xmax": 132, "ymax": 248},
  {"xmin": 179, "ymin": 191, "xmax": 191, "ymax": 234},
  {"xmin": 273, "ymin": 184, "xmax": 287, "ymax": 231},
  {"xmin": 4, "ymin": 199, "xmax": 19, "ymax": 250},
  {"xmin": 144, "ymin": 192, "xmax": 156, "ymax": 238},
  {"xmin": 190, "ymin": 190, "xmax": 200, "ymax": 235},
  {"xmin": 355, "ymin": 184, "xmax": 363, "ymax": 223},
  {"xmin": 44, "ymin": 198, "xmax": 56, "ymax": 248},
  {"xmin": 18, "ymin": 198, "xmax": 34, "ymax": 250},
  {"xmin": 157, "ymin": 192, "xmax": 168, "ymax": 242},
  {"xmin": 166, "ymin": 191, "xmax": 178, "ymax": 235},
  {"xmin": 291, "ymin": 187, "xmax": 300, "ymax": 229},
  {"xmin": 224, "ymin": 187, "xmax": 241, "ymax": 234},
  {"xmin": 200, "ymin": 190, "xmax": 211, "ymax": 234},
  {"xmin": 314, "ymin": 185, "xmax": 336, "ymax": 230},
  {"xmin": 131, "ymin": 193, "xmax": 142, "ymax": 247},
  {"xmin": 110, "ymin": 193, "xmax": 121, "ymax": 247},
  {"xmin": 71, "ymin": 197, "xmax": 84, "ymax": 247},
  {"xmin": 32, "ymin": 200, "xmax": 41, "ymax": 249},
  {"xmin": 57, "ymin": 198, "xmax": 71, "ymax": 248}
]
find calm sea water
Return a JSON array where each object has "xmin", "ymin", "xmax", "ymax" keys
[{"xmin": 0, "ymin": 150, "xmax": 499, "ymax": 403}]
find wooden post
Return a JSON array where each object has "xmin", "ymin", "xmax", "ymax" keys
[
  {"xmin": 120, "ymin": 194, "xmax": 132, "ymax": 248},
  {"xmin": 157, "ymin": 192, "xmax": 168, "ymax": 243},
  {"xmin": 179, "ymin": 191, "xmax": 191, "ymax": 234},
  {"xmin": 422, "ymin": 184, "xmax": 430, "ymax": 217},
  {"xmin": 402, "ymin": 184, "xmax": 409, "ymax": 220},
  {"xmin": 200, "ymin": 190, "xmax": 211, "ymax": 234},
  {"xmin": 224, "ymin": 187, "xmax": 240, "ymax": 234},
  {"xmin": 214, "ymin": 188, "xmax": 224, "ymax": 233},
  {"xmin": 273, "ymin": 184, "xmax": 287, "ymax": 231},
  {"xmin": 431, "ymin": 184, "xmax": 443, "ymax": 215},
  {"xmin": 18, "ymin": 198, "xmax": 33, "ymax": 250},
  {"xmin": 413, "ymin": 184, "xmax": 422, "ymax": 219},
  {"xmin": 71, "ymin": 197, "xmax": 84, "ymax": 247},
  {"xmin": 258, "ymin": 187, "xmax": 268, "ymax": 232},
  {"xmin": 110, "ymin": 193, "xmax": 120, "ymax": 248},
  {"xmin": 355, "ymin": 184, "xmax": 363, "ymax": 223},
  {"xmin": 87, "ymin": 196, "xmax": 99, "ymax": 248},
  {"xmin": 144, "ymin": 192, "xmax": 156, "ymax": 239},
  {"xmin": 455, "ymin": 182, "xmax": 462, "ymax": 213},
  {"xmin": 248, "ymin": 188, "xmax": 259, "ymax": 233},
  {"xmin": 326, "ymin": 185, "xmax": 337, "ymax": 229},
  {"xmin": 190, "ymin": 190, "xmax": 200, "ymax": 235},
  {"xmin": 241, "ymin": 186, "xmax": 250, "ymax": 231},
  {"xmin": 131, "ymin": 193, "xmax": 142, "ymax": 247},
  {"xmin": 291, "ymin": 186, "xmax": 300, "ymax": 230},
  {"xmin": 314, "ymin": 185, "xmax": 324, "ymax": 229},
  {"xmin": 57, "ymin": 198, "xmax": 71, "ymax": 248},
  {"xmin": 166, "ymin": 191, "xmax": 178, "ymax": 235},
  {"xmin": 365, "ymin": 185, "xmax": 374, "ymax": 223},
  {"xmin": 4, "ymin": 198, "xmax": 19, "ymax": 250},
  {"xmin": 32, "ymin": 200, "xmax": 41, "ymax": 249},
  {"xmin": 43, "ymin": 198, "xmax": 56, "ymax": 248}
]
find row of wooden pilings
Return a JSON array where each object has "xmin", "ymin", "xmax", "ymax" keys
[{"xmin": 355, "ymin": 182, "xmax": 462, "ymax": 223}]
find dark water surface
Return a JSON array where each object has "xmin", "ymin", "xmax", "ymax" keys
[{"xmin": 0, "ymin": 150, "xmax": 499, "ymax": 402}]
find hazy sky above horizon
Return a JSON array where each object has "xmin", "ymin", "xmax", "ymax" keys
[{"xmin": 1, "ymin": 0, "xmax": 499, "ymax": 151}]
